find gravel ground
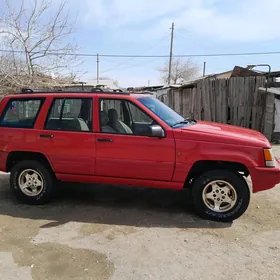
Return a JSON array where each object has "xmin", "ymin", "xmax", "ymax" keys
[{"xmin": 1, "ymin": 147, "xmax": 280, "ymax": 280}]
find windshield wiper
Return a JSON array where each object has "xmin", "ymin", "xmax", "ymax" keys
[{"xmin": 171, "ymin": 118, "xmax": 196, "ymax": 127}]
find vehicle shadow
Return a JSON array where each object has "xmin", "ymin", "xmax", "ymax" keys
[{"xmin": 0, "ymin": 176, "xmax": 232, "ymax": 230}]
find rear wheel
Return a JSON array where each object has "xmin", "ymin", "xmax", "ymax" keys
[
  {"xmin": 10, "ymin": 160, "xmax": 56, "ymax": 205},
  {"xmin": 191, "ymin": 170, "xmax": 250, "ymax": 222}
]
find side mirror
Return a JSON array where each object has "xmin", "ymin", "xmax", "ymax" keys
[{"xmin": 149, "ymin": 125, "xmax": 165, "ymax": 138}]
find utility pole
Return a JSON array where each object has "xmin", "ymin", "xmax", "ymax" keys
[
  {"xmin": 203, "ymin": 61, "xmax": 206, "ymax": 77},
  {"xmin": 168, "ymin": 22, "xmax": 174, "ymax": 85},
  {"xmin": 97, "ymin": 53, "xmax": 100, "ymax": 85}
]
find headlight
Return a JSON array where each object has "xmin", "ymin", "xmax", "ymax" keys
[{"xmin": 263, "ymin": 148, "xmax": 276, "ymax": 167}]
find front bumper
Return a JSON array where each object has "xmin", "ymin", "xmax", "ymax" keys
[{"xmin": 249, "ymin": 158, "xmax": 280, "ymax": 193}]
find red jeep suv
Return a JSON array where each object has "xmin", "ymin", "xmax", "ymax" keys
[{"xmin": 0, "ymin": 89, "xmax": 279, "ymax": 222}]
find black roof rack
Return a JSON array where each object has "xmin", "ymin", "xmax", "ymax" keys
[
  {"xmin": 21, "ymin": 88, "xmax": 34, "ymax": 93},
  {"xmin": 91, "ymin": 87, "xmax": 104, "ymax": 92},
  {"xmin": 19, "ymin": 88, "xmax": 130, "ymax": 95}
]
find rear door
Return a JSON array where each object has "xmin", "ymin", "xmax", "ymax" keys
[
  {"xmin": 95, "ymin": 97, "xmax": 175, "ymax": 181},
  {"xmin": 38, "ymin": 96, "xmax": 96, "ymax": 175}
]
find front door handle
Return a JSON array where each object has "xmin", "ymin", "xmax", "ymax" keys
[
  {"xmin": 97, "ymin": 138, "xmax": 113, "ymax": 142},
  {"xmin": 40, "ymin": 134, "xmax": 54, "ymax": 138}
]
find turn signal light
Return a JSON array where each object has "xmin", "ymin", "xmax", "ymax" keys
[{"xmin": 264, "ymin": 149, "xmax": 276, "ymax": 167}]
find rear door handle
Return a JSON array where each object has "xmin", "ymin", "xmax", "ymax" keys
[
  {"xmin": 40, "ymin": 134, "xmax": 54, "ymax": 139},
  {"xmin": 97, "ymin": 138, "xmax": 113, "ymax": 142}
]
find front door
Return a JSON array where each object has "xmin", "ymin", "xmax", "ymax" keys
[
  {"xmin": 40, "ymin": 97, "xmax": 96, "ymax": 175},
  {"xmin": 95, "ymin": 98, "xmax": 175, "ymax": 181}
]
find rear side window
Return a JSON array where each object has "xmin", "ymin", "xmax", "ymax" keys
[
  {"xmin": 45, "ymin": 98, "xmax": 93, "ymax": 132},
  {"xmin": 0, "ymin": 98, "xmax": 45, "ymax": 128}
]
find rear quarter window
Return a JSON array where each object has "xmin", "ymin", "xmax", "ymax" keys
[{"xmin": 0, "ymin": 98, "xmax": 45, "ymax": 128}]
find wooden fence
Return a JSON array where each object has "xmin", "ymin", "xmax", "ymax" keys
[{"xmin": 168, "ymin": 76, "xmax": 268, "ymax": 132}]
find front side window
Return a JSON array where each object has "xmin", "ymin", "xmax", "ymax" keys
[
  {"xmin": 0, "ymin": 98, "xmax": 44, "ymax": 128},
  {"xmin": 137, "ymin": 96, "xmax": 185, "ymax": 127},
  {"xmin": 128, "ymin": 102, "xmax": 153, "ymax": 124},
  {"xmin": 99, "ymin": 98, "xmax": 154, "ymax": 136},
  {"xmin": 45, "ymin": 98, "xmax": 92, "ymax": 132}
]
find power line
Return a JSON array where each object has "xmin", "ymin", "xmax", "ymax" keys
[
  {"xmin": 175, "ymin": 29, "xmax": 232, "ymax": 53},
  {"xmin": 100, "ymin": 51, "xmax": 280, "ymax": 58},
  {"xmin": 102, "ymin": 57, "xmax": 164, "ymax": 73},
  {"xmin": 100, "ymin": 33, "xmax": 170, "ymax": 74},
  {"xmin": 1, "ymin": 48, "xmax": 280, "ymax": 58}
]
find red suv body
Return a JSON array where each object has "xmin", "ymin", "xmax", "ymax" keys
[{"xmin": 0, "ymin": 91, "xmax": 279, "ymax": 222}]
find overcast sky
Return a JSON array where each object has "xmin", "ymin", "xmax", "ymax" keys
[{"xmin": 1, "ymin": 0, "xmax": 280, "ymax": 87}]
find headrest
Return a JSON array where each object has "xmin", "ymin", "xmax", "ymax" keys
[
  {"xmin": 100, "ymin": 111, "xmax": 109, "ymax": 125},
  {"xmin": 108, "ymin": 108, "xmax": 118, "ymax": 122}
]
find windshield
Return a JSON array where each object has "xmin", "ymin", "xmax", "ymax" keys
[{"xmin": 137, "ymin": 96, "xmax": 185, "ymax": 127}]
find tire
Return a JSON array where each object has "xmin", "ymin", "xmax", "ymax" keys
[
  {"xmin": 10, "ymin": 160, "xmax": 56, "ymax": 205},
  {"xmin": 191, "ymin": 170, "xmax": 250, "ymax": 222}
]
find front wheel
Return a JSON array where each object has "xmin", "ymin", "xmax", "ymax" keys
[{"xmin": 191, "ymin": 170, "xmax": 250, "ymax": 222}]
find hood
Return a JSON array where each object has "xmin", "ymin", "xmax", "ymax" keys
[{"xmin": 177, "ymin": 121, "xmax": 270, "ymax": 148}]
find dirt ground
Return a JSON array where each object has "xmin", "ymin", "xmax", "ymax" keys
[{"xmin": 1, "ymin": 148, "xmax": 280, "ymax": 280}]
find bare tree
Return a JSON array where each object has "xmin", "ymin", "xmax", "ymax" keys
[
  {"xmin": 158, "ymin": 58, "xmax": 200, "ymax": 84},
  {"xmin": 0, "ymin": 0, "xmax": 80, "ymax": 80},
  {"xmin": 0, "ymin": 53, "xmax": 77, "ymax": 95},
  {"xmin": 0, "ymin": 54, "xmax": 26, "ymax": 93}
]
